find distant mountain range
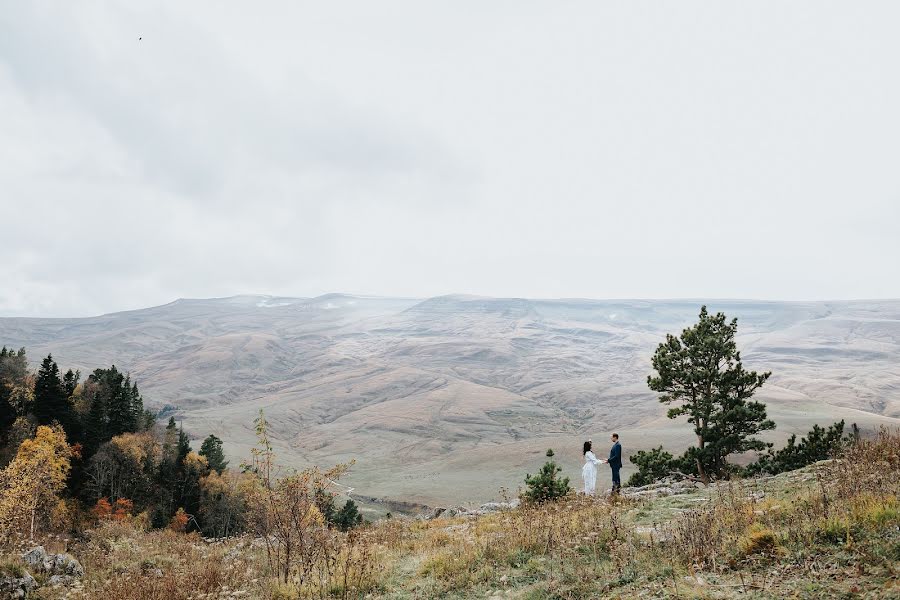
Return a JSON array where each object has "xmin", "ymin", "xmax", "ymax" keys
[{"xmin": 2, "ymin": 295, "xmax": 899, "ymax": 505}]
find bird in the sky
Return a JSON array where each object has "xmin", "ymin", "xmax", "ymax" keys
[{"xmin": 138, "ymin": 37, "xmax": 142, "ymax": 41}]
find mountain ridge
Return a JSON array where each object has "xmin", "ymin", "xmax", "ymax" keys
[{"xmin": 2, "ymin": 295, "xmax": 899, "ymax": 504}]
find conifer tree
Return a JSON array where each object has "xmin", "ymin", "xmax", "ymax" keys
[
  {"xmin": 62, "ymin": 369, "xmax": 80, "ymax": 398},
  {"xmin": 177, "ymin": 424, "xmax": 191, "ymax": 464},
  {"xmin": 648, "ymin": 306, "xmax": 774, "ymax": 482},
  {"xmin": 104, "ymin": 368, "xmax": 134, "ymax": 437},
  {"xmin": 199, "ymin": 434, "xmax": 228, "ymax": 473},
  {"xmin": 523, "ymin": 449, "xmax": 571, "ymax": 503},
  {"xmin": 33, "ymin": 355, "xmax": 67, "ymax": 425},
  {"xmin": 334, "ymin": 499, "xmax": 363, "ymax": 531},
  {"xmin": 83, "ymin": 384, "xmax": 108, "ymax": 457},
  {"xmin": 32, "ymin": 355, "xmax": 79, "ymax": 440},
  {"xmin": 0, "ymin": 347, "xmax": 28, "ymax": 433}
]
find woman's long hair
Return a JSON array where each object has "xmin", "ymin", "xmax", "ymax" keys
[{"xmin": 583, "ymin": 440, "xmax": 592, "ymax": 455}]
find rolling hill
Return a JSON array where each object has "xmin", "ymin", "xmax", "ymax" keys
[{"xmin": 2, "ymin": 295, "xmax": 899, "ymax": 505}]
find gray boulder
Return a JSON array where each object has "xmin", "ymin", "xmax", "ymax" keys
[
  {"xmin": 0, "ymin": 570, "xmax": 36, "ymax": 599},
  {"xmin": 21, "ymin": 546, "xmax": 84, "ymax": 584}
]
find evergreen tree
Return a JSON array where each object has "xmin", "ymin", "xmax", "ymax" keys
[
  {"xmin": 523, "ymin": 449, "xmax": 571, "ymax": 503},
  {"xmin": 82, "ymin": 367, "xmax": 146, "ymax": 453},
  {"xmin": 0, "ymin": 347, "xmax": 28, "ymax": 433},
  {"xmin": 32, "ymin": 355, "xmax": 79, "ymax": 440},
  {"xmin": 33, "ymin": 355, "xmax": 67, "ymax": 425},
  {"xmin": 648, "ymin": 306, "xmax": 774, "ymax": 482},
  {"xmin": 62, "ymin": 369, "xmax": 80, "ymax": 398},
  {"xmin": 199, "ymin": 434, "xmax": 228, "ymax": 473},
  {"xmin": 83, "ymin": 382, "xmax": 108, "ymax": 457},
  {"xmin": 746, "ymin": 420, "xmax": 850, "ymax": 475},
  {"xmin": 177, "ymin": 424, "xmax": 191, "ymax": 463},
  {"xmin": 334, "ymin": 499, "xmax": 363, "ymax": 531},
  {"xmin": 129, "ymin": 382, "xmax": 147, "ymax": 431},
  {"xmin": 627, "ymin": 446, "xmax": 676, "ymax": 487},
  {"xmin": 104, "ymin": 368, "xmax": 134, "ymax": 437}
]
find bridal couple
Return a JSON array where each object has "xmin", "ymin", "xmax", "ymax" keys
[{"xmin": 582, "ymin": 433, "xmax": 622, "ymax": 495}]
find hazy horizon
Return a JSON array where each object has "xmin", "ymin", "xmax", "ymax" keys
[
  {"xmin": 3, "ymin": 292, "xmax": 900, "ymax": 320},
  {"xmin": 3, "ymin": 2, "xmax": 899, "ymax": 317}
]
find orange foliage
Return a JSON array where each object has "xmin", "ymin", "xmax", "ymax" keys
[
  {"xmin": 113, "ymin": 498, "xmax": 133, "ymax": 521},
  {"xmin": 94, "ymin": 497, "xmax": 133, "ymax": 521},
  {"xmin": 169, "ymin": 507, "xmax": 189, "ymax": 532},
  {"xmin": 93, "ymin": 498, "xmax": 113, "ymax": 519}
]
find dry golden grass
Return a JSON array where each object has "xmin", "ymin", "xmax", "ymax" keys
[{"xmin": 5, "ymin": 428, "xmax": 898, "ymax": 598}]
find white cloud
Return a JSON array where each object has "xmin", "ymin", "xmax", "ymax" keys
[{"xmin": 1, "ymin": 1, "xmax": 899, "ymax": 316}]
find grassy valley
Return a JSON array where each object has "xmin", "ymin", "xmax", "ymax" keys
[{"xmin": 2, "ymin": 296, "xmax": 899, "ymax": 506}]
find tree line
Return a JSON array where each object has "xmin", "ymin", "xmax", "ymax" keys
[{"xmin": 0, "ymin": 347, "xmax": 362, "ymax": 543}]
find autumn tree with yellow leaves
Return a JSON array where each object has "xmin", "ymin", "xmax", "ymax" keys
[
  {"xmin": 244, "ymin": 410, "xmax": 352, "ymax": 584},
  {"xmin": 0, "ymin": 424, "xmax": 72, "ymax": 541}
]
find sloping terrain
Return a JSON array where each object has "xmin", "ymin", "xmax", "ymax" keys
[{"xmin": 1, "ymin": 295, "xmax": 899, "ymax": 504}]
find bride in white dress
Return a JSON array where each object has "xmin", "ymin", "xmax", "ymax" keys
[{"xmin": 582, "ymin": 440, "xmax": 605, "ymax": 495}]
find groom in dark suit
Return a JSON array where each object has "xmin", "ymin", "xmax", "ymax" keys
[{"xmin": 607, "ymin": 433, "xmax": 622, "ymax": 492}]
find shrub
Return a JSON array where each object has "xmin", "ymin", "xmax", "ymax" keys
[
  {"xmin": 627, "ymin": 446, "xmax": 674, "ymax": 486},
  {"xmin": 523, "ymin": 449, "xmax": 570, "ymax": 503},
  {"xmin": 738, "ymin": 524, "xmax": 778, "ymax": 557},
  {"xmin": 168, "ymin": 507, "xmax": 189, "ymax": 532},
  {"xmin": 746, "ymin": 420, "xmax": 850, "ymax": 475}
]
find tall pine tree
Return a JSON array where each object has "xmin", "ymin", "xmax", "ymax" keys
[
  {"xmin": 648, "ymin": 306, "xmax": 774, "ymax": 482},
  {"xmin": 32, "ymin": 354, "xmax": 79, "ymax": 440}
]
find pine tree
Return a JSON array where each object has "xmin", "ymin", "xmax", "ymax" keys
[
  {"xmin": 627, "ymin": 446, "xmax": 676, "ymax": 487},
  {"xmin": 129, "ymin": 382, "xmax": 146, "ymax": 431},
  {"xmin": 177, "ymin": 424, "xmax": 191, "ymax": 464},
  {"xmin": 746, "ymin": 420, "xmax": 850, "ymax": 475},
  {"xmin": 0, "ymin": 347, "xmax": 28, "ymax": 433},
  {"xmin": 334, "ymin": 499, "xmax": 363, "ymax": 531},
  {"xmin": 32, "ymin": 355, "xmax": 80, "ymax": 441},
  {"xmin": 523, "ymin": 449, "xmax": 571, "ymax": 503},
  {"xmin": 33, "ymin": 355, "xmax": 67, "ymax": 425},
  {"xmin": 104, "ymin": 368, "xmax": 134, "ymax": 437},
  {"xmin": 62, "ymin": 369, "xmax": 80, "ymax": 397},
  {"xmin": 199, "ymin": 434, "xmax": 228, "ymax": 473},
  {"xmin": 153, "ymin": 418, "xmax": 180, "ymax": 528},
  {"xmin": 83, "ymin": 384, "xmax": 108, "ymax": 457},
  {"xmin": 648, "ymin": 306, "xmax": 774, "ymax": 482}
]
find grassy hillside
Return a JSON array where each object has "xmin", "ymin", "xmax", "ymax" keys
[{"xmin": 10, "ymin": 428, "xmax": 897, "ymax": 599}]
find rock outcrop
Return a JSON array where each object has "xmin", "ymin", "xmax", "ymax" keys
[{"xmin": 21, "ymin": 546, "xmax": 84, "ymax": 587}]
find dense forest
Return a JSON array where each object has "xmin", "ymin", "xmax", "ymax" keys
[{"xmin": 0, "ymin": 346, "xmax": 361, "ymax": 545}]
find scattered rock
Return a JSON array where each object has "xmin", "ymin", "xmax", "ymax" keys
[
  {"xmin": 0, "ymin": 570, "xmax": 36, "ymax": 598},
  {"xmin": 478, "ymin": 500, "xmax": 519, "ymax": 513},
  {"xmin": 21, "ymin": 546, "xmax": 84, "ymax": 587}
]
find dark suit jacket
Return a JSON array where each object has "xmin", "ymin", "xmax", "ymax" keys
[{"xmin": 608, "ymin": 441, "xmax": 622, "ymax": 469}]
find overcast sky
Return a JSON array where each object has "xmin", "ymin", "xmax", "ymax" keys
[{"xmin": 2, "ymin": 2, "xmax": 899, "ymax": 317}]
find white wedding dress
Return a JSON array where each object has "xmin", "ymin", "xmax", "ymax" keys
[{"xmin": 582, "ymin": 450, "xmax": 603, "ymax": 495}]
